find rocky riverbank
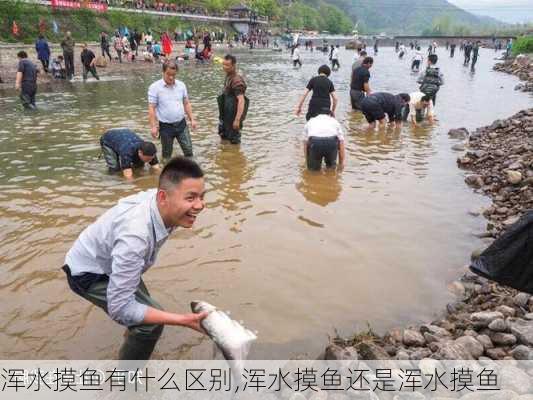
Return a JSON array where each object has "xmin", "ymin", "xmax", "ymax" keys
[
  {"xmin": 493, "ymin": 54, "xmax": 533, "ymax": 93},
  {"xmin": 327, "ymin": 109, "xmax": 533, "ymax": 362}
]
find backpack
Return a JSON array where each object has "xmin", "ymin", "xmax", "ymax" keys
[{"xmin": 420, "ymin": 67, "xmax": 442, "ymax": 97}]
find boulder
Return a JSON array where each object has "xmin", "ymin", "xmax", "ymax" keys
[
  {"xmin": 510, "ymin": 345, "xmax": 531, "ymax": 360},
  {"xmin": 488, "ymin": 319, "xmax": 507, "ymax": 332},
  {"xmin": 403, "ymin": 329, "xmax": 426, "ymax": 347},
  {"xmin": 508, "ymin": 318, "xmax": 533, "ymax": 346},
  {"xmin": 465, "ymin": 174, "xmax": 484, "ymax": 188},
  {"xmin": 507, "ymin": 170, "xmax": 523, "ymax": 185},
  {"xmin": 448, "ymin": 127, "xmax": 469, "ymax": 139},
  {"xmin": 437, "ymin": 336, "xmax": 483, "ymax": 359},
  {"xmin": 356, "ymin": 342, "xmax": 390, "ymax": 360},
  {"xmin": 490, "ymin": 332, "xmax": 517, "ymax": 346},
  {"xmin": 471, "ymin": 311, "xmax": 504, "ymax": 328}
]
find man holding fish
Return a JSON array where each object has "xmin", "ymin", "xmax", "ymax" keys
[{"xmin": 62, "ymin": 157, "xmax": 208, "ymax": 360}]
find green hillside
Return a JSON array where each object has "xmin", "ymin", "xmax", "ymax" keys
[{"xmin": 317, "ymin": 0, "xmax": 505, "ymax": 34}]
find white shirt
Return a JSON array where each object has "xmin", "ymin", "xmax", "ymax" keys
[
  {"xmin": 303, "ymin": 114, "xmax": 344, "ymax": 141},
  {"xmin": 413, "ymin": 50, "xmax": 423, "ymax": 61},
  {"xmin": 292, "ymin": 47, "xmax": 300, "ymax": 60},
  {"xmin": 332, "ymin": 48, "xmax": 339, "ymax": 60},
  {"xmin": 399, "ymin": 45, "xmax": 406, "ymax": 52},
  {"xmin": 409, "ymin": 91, "xmax": 434, "ymax": 118},
  {"xmin": 145, "ymin": 34, "xmax": 153, "ymax": 43}
]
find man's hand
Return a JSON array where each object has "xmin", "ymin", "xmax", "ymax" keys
[
  {"xmin": 151, "ymin": 125, "xmax": 159, "ymax": 139},
  {"xmin": 295, "ymin": 105, "xmax": 302, "ymax": 116},
  {"xmin": 232, "ymin": 119, "xmax": 240, "ymax": 131},
  {"xmin": 182, "ymin": 311, "xmax": 209, "ymax": 334},
  {"xmin": 190, "ymin": 119, "xmax": 198, "ymax": 131}
]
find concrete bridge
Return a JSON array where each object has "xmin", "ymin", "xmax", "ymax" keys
[{"xmin": 24, "ymin": 0, "xmax": 268, "ymax": 33}]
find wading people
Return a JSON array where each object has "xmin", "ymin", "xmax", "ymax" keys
[
  {"xmin": 360, "ymin": 92, "xmax": 410, "ymax": 129},
  {"xmin": 62, "ymin": 157, "xmax": 208, "ymax": 360},
  {"xmin": 218, "ymin": 54, "xmax": 248, "ymax": 144},
  {"xmin": 148, "ymin": 60, "xmax": 197, "ymax": 159},
  {"xmin": 411, "ymin": 46, "xmax": 423, "ymax": 71},
  {"xmin": 61, "ymin": 31, "xmax": 75, "ymax": 80},
  {"xmin": 471, "ymin": 41, "xmax": 480, "ymax": 70},
  {"xmin": 352, "ymin": 50, "xmax": 367, "ymax": 71},
  {"xmin": 450, "ymin": 42, "xmax": 456, "ymax": 58},
  {"xmin": 35, "ymin": 34, "xmax": 50, "ymax": 73},
  {"xmin": 100, "ymin": 31, "xmax": 112, "ymax": 62},
  {"xmin": 292, "ymin": 43, "xmax": 302, "ymax": 67},
  {"xmin": 404, "ymin": 91, "xmax": 435, "ymax": 126},
  {"xmin": 295, "ymin": 64, "xmax": 337, "ymax": 121},
  {"xmin": 15, "ymin": 51, "xmax": 38, "ymax": 110},
  {"xmin": 418, "ymin": 54, "xmax": 444, "ymax": 106},
  {"xmin": 100, "ymin": 128, "xmax": 160, "ymax": 179},
  {"xmin": 303, "ymin": 110, "xmax": 345, "ymax": 171},
  {"xmin": 464, "ymin": 41, "xmax": 472, "ymax": 65},
  {"xmin": 80, "ymin": 43, "xmax": 100, "ymax": 81},
  {"xmin": 331, "ymin": 45, "xmax": 340, "ymax": 70},
  {"xmin": 350, "ymin": 56, "xmax": 373, "ymax": 110},
  {"xmin": 113, "ymin": 33, "xmax": 124, "ymax": 63}
]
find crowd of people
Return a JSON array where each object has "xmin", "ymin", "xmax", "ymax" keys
[{"xmin": 289, "ymin": 38, "xmax": 450, "ymax": 171}]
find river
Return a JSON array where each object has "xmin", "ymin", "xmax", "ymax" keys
[{"xmin": 0, "ymin": 46, "xmax": 531, "ymax": 359}]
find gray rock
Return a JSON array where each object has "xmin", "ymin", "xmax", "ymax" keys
[
  {"xmin": 488, "ymin": 318, "xmax": 508, "ymax": 332},
  {"xmin": 325, "ymin": 344, "xmax": 358, "ymax": 360},
  {"xmin": 490, "ymin": 120, "xmax": 506, "ymax": 130},
  {"xmin": 494, "ymin": 149, "xmax": 506, "ymax": 157},
  {"xmin": 437, "ymin": 336, "xmax": 484, "ymax": 359},
  {"xmin": 403, "ymin": 329, "xmax": 426, "ymax": 347},
  {"xmin": 500, "ymin": 366, "xmax": 532, "ymax": 394},
  {"xmin": 448, "ymin": 128, "xmax": 469, "ymax": 139},
  {"xmin": 465, "ymin": 174, "xmax": 484, "ymax": 188},
  {"xmin": 514, "ymin": 293, "xmax": 531, "ymax": 308},
  {"xmin": 396, "ymin": 350, "xmax": 410, "ymax": 360},
  {"xmin": 476, "ymin": 334, "xmax": 494, "ymax": 350},
  {"xmin": 471, "ymin": 311, "xmax": 504, "ymax": 328},
  {"xmin": 511, "ymin": 345, "xmax": 531, "ymax": 360},
  {"xmin": 509, "ymin": 318, "xmax": 533, "ymax": 346},
  {"xmin": 420, "ymin": 324, "xmax": 451, "ymax": 338},
  {"xmin": 410, "ymin": 348, "xmax": 432, "ymax": 360},
  {"xmin": 486, "ymin": 347, "xmax": 507, "ymax": 359},
  {"xmin": 496, "ymin": 305, "xmax": 516, "ymax": 318},
  {"xmin": 452, "ymin": 144, "xmax": 466, "ymax": 151},
  {"xmin": 356, "ymin": 342, "xmax": 390, "ymax": 360},
  {"xmin": 490, "ymin": 332, "xmax": 517, "ymax": 346},
  {"xmin": 507, "ymin": 170, "xmax": 523, "ymax": 185}
]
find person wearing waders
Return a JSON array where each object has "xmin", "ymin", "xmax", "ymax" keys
[
  {"xmin": 61, "ymin": 31, "xmax": 75, "ymax": 80},
  {"xmin": 15, "ymin": 51, "xmax": 39, "ymax": 110},
  {"xmin": 62, "ymin": 157, "xmax": 209, "ymax": 360},
  {"xmin": 296, "ymin": 64, "xmax": 338, "ymax": 121},
  {"xmin": 417, "ymin": 54, "xmax": 444, "ymax": 106},
  {"xmin": 471, "ymin": 42, "xmax": 480, "ymax": 71},
  {"xmin": 303, "ymin": 109, "xmax": 345, "ymax": 171},
  {"xmin": 218, "ymin": 54, "xmax": 248, "ymax": 144},
  {"xmin": 349, "ymin": 57, "xmax": 373, "ymax": 110}
]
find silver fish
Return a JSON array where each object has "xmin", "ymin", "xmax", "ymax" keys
[{"xmin": 191, "ymin": 301, "xmax": 257, "ymax": 378}]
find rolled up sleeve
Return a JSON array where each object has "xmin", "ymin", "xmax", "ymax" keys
[
  {"xmin": 147, "ymin": 84, "xmax": 158, "ymax": 105},
  {"xmin": 107, "ymin": 232, "xmax": 149, "ymax": 326}
]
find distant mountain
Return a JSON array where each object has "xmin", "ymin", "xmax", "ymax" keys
[{"xmin": 312, "ymin": 0, "xmax": 505, "ymax": 34}]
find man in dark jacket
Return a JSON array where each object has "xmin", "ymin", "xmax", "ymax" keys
[
  {"xmin": 80, "ymin": 44, "xmax": 100, "ymax": 81},
  {"xmin": 35, "ymin": 34, "xmax": 50, "ymax": 73},
  {"xmin": 100, "ymin": 128, "xmax": 160, "ymax": 179},
  {"xmin": 15, "ymin": 51, "xmax": 39, "ymax": 109},
  {"xmin": 360, "ymin": 92, "xmax": 410, "ymax": 129}
]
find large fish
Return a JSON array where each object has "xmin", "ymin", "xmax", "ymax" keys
[{"xmin": 191, "ymin": 301, "xmax": 257, "ymax": 379}]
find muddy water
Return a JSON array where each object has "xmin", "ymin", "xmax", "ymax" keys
[{"xmin": 0, "ymin": 47, "xmax": 531, "ymax": 360}]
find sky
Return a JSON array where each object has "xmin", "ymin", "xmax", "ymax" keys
[{"xmin": 447, "ymin": 0, "xmax": 533, "ymax": 24}]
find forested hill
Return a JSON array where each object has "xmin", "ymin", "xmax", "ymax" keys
[{"xmin": 286, "ymin": 0, "xmax": 504, "ymax": 34}]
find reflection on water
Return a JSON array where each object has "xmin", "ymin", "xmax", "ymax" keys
[{"xmin": 0, "ymin": 47, "xmax": 531, "ymax": 359}]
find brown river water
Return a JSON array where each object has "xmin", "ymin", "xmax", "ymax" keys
[{"xmin": 0, "ymin": 47, "xmax": 531, "ymax": 360}]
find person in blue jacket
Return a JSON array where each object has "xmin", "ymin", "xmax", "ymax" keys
[{"xmin": 35, "ymin": 34, "xmax": 50, "ymax": 73}]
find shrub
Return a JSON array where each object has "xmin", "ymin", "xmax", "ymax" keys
[{"xmin": 513, "ymin": 36, "xmax": 533, "ymax": 56}]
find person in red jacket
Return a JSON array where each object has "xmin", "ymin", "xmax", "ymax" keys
[{"xmin": 161, "ymin": 32, "xmax": 173, "ymax": 59}]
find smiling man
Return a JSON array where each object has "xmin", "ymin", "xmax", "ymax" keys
[{"xmin": 62, "ymin": 157, "xmax": 207, "ymax": 360}]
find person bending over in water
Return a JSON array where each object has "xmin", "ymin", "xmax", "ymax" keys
[
  {"xmin": 303, "ymin": 109, "xmax": 345, "ymax": 171},
  {"xmin": 360, "ymin": 92, "xmax": 410, "ymax": 129},
  {"xmin": 100, "ymin": 128, "xmax": 160, "ymax": 179}
]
